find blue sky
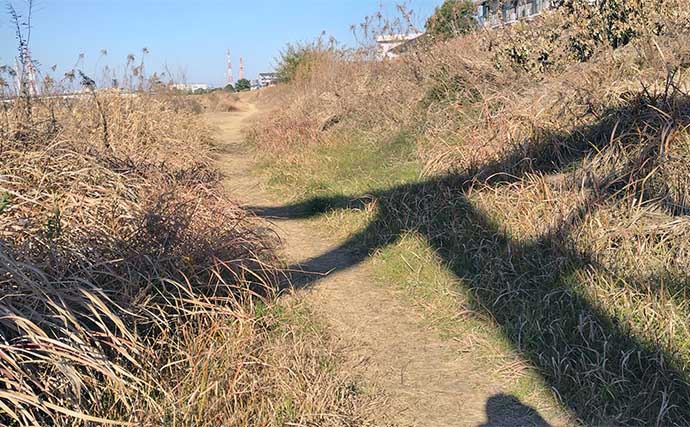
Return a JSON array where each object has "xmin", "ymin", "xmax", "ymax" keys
[{"xmin": 1, "ymin": 0, "xmax": 440, "ymax": 87}]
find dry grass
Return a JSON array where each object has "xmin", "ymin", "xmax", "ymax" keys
[
  {"xmin": 252, "ymin": 2, "xmax": 690, "ymax": 424},
  {"xmin": 197, "ymin": 90, "xmax": 241, "ymax": 112},
  {"xmin": 0, "ymin": 92, "xmax": 379, "ymax": 425}
]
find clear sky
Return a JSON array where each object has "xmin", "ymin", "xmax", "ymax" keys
[{"xmin": 1, "ymin": 0, "xmax": 440, "ymax": 87}]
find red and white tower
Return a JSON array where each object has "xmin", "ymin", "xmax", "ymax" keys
[
  {"xmin": 226, "ymin": 49, "xmax": 234, "ymax": 86},
  {"xmin": 239, "ymin": 57, "xmax": 244, "ymax": 81}
]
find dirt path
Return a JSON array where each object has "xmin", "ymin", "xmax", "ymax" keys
[{"xmin": 207, "ymin": 103, "xmax": 570, "ymax": 427}]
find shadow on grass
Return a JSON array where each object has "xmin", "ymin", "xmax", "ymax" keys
[{"xmin": 248, "ymin": 89, "xmax": 690, "ymax": 424}]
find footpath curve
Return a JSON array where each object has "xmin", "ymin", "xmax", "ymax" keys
[{"xmin": 207, "ymin": 101, "xmax": 569, "ymax": 427}]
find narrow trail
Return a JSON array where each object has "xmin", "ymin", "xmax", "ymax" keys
[{"xmin": 207, "ymin": 103, "xmax": 569, "ymax": 427}]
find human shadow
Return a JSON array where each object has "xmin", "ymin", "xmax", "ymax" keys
[
  {"xmin": 479, "ymin": 394, "xmax": 551, "ymax": 427},
  {"xmin": 249, "ymin": 88, "xmax": 690, "ymax": 424}
]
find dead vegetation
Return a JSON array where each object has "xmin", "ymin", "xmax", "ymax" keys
[
  {"xmin": 252, "ymin": 1, "xmax": 690, "ymax": 424},
  {"xmin": 0, "ymin": 81, "xmax": 379, "ymax": 425},
  {"xmin": 197, "ymin": 90, "xmax": 241, "ymax": 112}
]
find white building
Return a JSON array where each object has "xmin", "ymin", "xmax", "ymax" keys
[
  {"xmin": 376, "ymin": 32, "xmax": 425, "ymax": 60},
  {"xmin": 258, "ymin": 72, "xmax": 278, "ymax": 87},
  {"xmin": 171, "ymin": 83, "xmax": 209, "ymax": 92}
]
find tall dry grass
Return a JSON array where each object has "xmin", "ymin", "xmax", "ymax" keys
[
  {"xmin": 252, "ymin": 1, "xmax": 690, "ymax": 424},
  {"xmin": 0, "ymin": 91, "xmax": 379, "ymax": 425}
]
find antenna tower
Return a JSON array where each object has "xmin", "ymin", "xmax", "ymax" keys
[
  {"xmin": 226, "ymin": 49, "xmax": 234, "ymax": 86},
  {"xmin": 239, "ymin": 57, "xmax": 244, "ymax": 81}
]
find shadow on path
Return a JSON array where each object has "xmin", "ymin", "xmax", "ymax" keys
[
  {"xmin": 480, "ymin": 394, "xmax": 551, "ymax": 427},
  {"xmin": 248, "ymin": 87, "xmax": 690, "ymax": 424}
]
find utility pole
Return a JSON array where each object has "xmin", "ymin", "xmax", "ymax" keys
[{"xmin": 239, "ymin": 57, "xmax": 244, "ymax": 81}]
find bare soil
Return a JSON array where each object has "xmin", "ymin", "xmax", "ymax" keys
[{"xmin": 206, "ymin": 101, "xmax": 573, "ymax": 427}]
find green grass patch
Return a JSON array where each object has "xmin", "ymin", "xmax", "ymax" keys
[
  {"xmin": 256, "ymin": 129, "xmax": 422, "ymax": 239},
  {"xmin": 373, "ymin": 233, "xmax": 469, "ymax": 336},
  {"xmin": 258, "ymin": 130, "xmax": 421, "ymax": 202}
]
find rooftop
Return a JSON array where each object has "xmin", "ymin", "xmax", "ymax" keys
[{"xmin": 375, "ymin": 32, "xmax": 425, "ymax": 43}]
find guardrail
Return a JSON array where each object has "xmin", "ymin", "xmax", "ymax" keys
[{"xmin": 1, "ymin": 91, "xmax": 138, "ymax": 103}]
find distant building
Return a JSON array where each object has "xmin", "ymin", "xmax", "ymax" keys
[
  {"xmin": 475, "ymin": 0, "xmax": 552, "ymax": 27},
  {"xmin": 258, "ymin": 73, "xmax": 278, "ymax": 88},
  {"xmin": 171, "ymin": 83, "xmax": 209, "ymax": 92},
  {"xmin": 376, "ymin": 32, "xmax": 425, "ymax": 60}
]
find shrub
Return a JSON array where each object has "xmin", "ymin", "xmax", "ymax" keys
[
  {"xmin": 235, "ymin": 78, "xmax": 251, "ymax": 91},
  {"xmin": 425, "ymin": 0, "xmax": 477, "ymax": 39},
  {"xmin": 489, "ymin": 0, "xmax": 685, "ymax": 72},
  {"xmin": 275, "ymin": 42, "xmax": 330, "ymax": 83}
]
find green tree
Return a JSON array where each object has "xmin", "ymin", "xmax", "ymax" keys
[
  {"xmin": 235, "ymin": 78, "xmax": 251, "ymax": 91},
  {"xmin": 224, "ymin": 83, "xmax": 235, "ymax": 92},
  {"xmin": 275, "ymin": 43, "xmax": 316, "ymax": 83},
  {"xmin": 425, "ymin": 0, "xmax": 477, "ymax": 39}
]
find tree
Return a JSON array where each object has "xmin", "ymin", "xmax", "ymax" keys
[
  {"xmin": 275, "ymin": 42, "xmax": 316, "ymax": 83},
  {"xmin": 224, "ymin": 83, "xmax": 235, "ymax": 92},
  {"xmin": 235, "ymin": 78, "xmax": 250, "ymax": 91},
  {"xmin": 425, "ymin": 0, "xmax": 477, "ymax": 39}
]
